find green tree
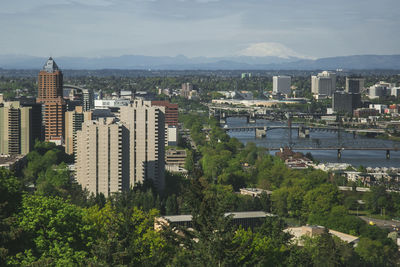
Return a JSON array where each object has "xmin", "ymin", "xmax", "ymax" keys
[
  {"xmin": 165, "ymin": 194, "xmax": 178, "ymax": 215},
  {"xmin": 86, "ymin": 203, "xmax": 171, "ymax": 266},
  {"xmin": 302, "ymin": 229, "xmax": 360, "ymax": 267},
  {"xmin": 0, "ymin": 169, "xmax": 23, "ymax": 263},
  {"xmin": 364, "ymin": 185, "xmax": 391, "ymax": 214},
  {"xmin": 303, "ymin": 184, "xmax": 341, "ymax": 215},
  {"xmin": 9, "ymin": 195, "xmax": 94, "ymax": 266},
  {"xmin": 355, "ymin": 237, "xmax": 398, "ymax": 266}
]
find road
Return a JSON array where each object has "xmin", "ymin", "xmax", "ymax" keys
[{"xmin": 359, "ymin": 216, "xmax": 400, "ymax": 230}]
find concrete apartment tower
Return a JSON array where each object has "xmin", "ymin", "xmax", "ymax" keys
[
  {"xmin": 272, "ymin": 76, "xmax": 291, "ymax": 96},
  {"xmin": 75, "ymin": 118, "xmax": 129, "ymax": 197},
  {"xmin": 37, "ymin": 57, "xmax": 66, "ymax": 143},
  {"xmin": 0, "ymin": 101, "xmax": 41, "ymax": 155},
  {"xmin": 120, "ymin": 100, "xmax": 165, "ymax": 191},
  {"xmin": 311, "ymin": 71, "xmax": 336, "ymax": 98},
  {"xmin": 65, "ymin": 106, "xmax": 92, "ymax": 155}
]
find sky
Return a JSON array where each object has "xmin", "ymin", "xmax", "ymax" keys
[{"xmin": 1, "ymin": 0, "xmax": 399, "ymax": 59}]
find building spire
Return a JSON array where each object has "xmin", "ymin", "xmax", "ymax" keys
[{"xmin": 43, "ymin": 57, "xmax": 59, "ymax": 73}]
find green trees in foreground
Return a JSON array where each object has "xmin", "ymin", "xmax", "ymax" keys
[{"xmin": 0, "ymin": 167, "xmax": 399, "ymax": 266}]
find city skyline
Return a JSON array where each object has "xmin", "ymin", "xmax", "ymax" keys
[{"xmin": 1, "ymin": 0, "xmax": 399, "ymax": 59}]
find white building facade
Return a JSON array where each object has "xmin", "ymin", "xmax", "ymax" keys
[{"xmin": 273, "ymin": 76, "xmax": 291, "ymax": 96}]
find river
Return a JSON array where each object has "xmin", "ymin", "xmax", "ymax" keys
[{"xmin": 225, "ymin": 117, "xmax": 400, "ymax": 168}]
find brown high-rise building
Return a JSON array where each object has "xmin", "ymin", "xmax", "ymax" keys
[
  {"xmin": 37, "ymin": 57, "xmax": 66, "ymax": 142},
  {"xmin": 151, "ymin": 101, "xmax": 178, "ymax": 126}
]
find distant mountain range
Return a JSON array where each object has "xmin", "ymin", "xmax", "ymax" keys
[{"xmin": 0, "ymin": 54, "xmax": 400, "ymax": 70}]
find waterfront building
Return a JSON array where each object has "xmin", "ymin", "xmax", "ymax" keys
[
  {"xmin": 0, "ymin": 101, "xmax": 41, "ymax": 155},
  {"xmin": 311, "ymin": 71, "xmax": 336, "ymax": 98},
  {"xmin": 75, "ymin": 118, "xmax": 129, "ymax": 197},
  {"xmin": 332, "ymin": 92, "xmax": 361, "ymax": 114},
  {"xmin": 120, "ymin": 100, "xmax": 165, "ymax": 191},
  {"xmin": 345, "ymin": 77, "xmax": 365, "ymax": 93},
  {"xmin": 273, "ymin": 76, "xmax": 291, "ymax": 96},
  {"xmin": 37, "ymin": 57, "xmax": 66, "ymax": 142},
  {"xmin": 65, "ymin": 106, "xmax": 92, "ymax": 155}
]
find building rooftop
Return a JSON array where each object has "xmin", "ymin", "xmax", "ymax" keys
[
  {"xmin": 162, "ymin": 211, "xmax": 275, "ymax": 223},
  {"xmin": 285, "ymin": 226, "xmax": 359, "ymax": 245},
  {"xmin": 0, "ymin": 154, "xmax": 24, "ymax": 164},
  {"xmin": 42, "ymin": 57, "xmax": 59, "ymax": 73},
  {"xmin": 240, "ymin": 188, "xmax": 273, "ymax": 196}
]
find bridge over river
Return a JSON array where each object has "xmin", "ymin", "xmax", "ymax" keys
[
  {"xmin": 221, "ymin": 123, "xmax": 397, "ymax": 159},
  {"xmin": 223, "ymin": 125, "xmax": 385, "ymax": 135}
]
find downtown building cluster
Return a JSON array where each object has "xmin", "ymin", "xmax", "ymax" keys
[{"xmin": 0, "ymin": 57, "xmax": 172, "ymax": 195}]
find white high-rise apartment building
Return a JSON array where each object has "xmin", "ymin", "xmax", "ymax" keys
[
  {"xmin": 75, "ymin": 118, "xmax": 129, "ymax": 197},
  {"xmin": 273, "ymin": 76, "xmax": 291, "ymax": 96},
  {"xmin": 311, "ymin": 71, "xmax": 336, "ymax": 97},
  {"xmin": 120, "ymin": 100, "xmax": 165, "ymax": 191},
  {"xmin": 75, "ymin": 100, "xmax": 166, "ymax": 196}
]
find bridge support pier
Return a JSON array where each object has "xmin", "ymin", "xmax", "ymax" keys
[
  {"xmin": 255, "ymin": 128, "xmax": 266, "ymax": 138},
  {"xmin": 298, "ymin": 126, "xmax": 310, "ymax": 138},
  {"xmin": 386, "ymin": 150, "xmax": 390, "ymax": 159},
  {"xmin": 337, "ymin": 149, "xmax": 342, "ymax": 159}
]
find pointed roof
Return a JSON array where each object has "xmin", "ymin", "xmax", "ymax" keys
[{"xmin": 42, "ymin": 57, "xmax": 59, "ymax": 73}]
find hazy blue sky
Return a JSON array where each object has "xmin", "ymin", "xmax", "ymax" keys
[{"xmin": 1, "ymin": 0, "xmax": 399, "ymax": 58}]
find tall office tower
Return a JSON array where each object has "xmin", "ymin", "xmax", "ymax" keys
[
  {"xmin": 272, "ymin": 76, "xmax": 291, "ymax": 96},
  {"xmin": 75, "ymin": 118, "xmax": 129, "ymax": 197},
  {"xmin": 37, "ymin": 57, "xmax": 66, "ymax": 143},
  {"xmin": 346, "ymin": 77, "xmax": 365, "ymax": 93},
  {"xmin": 311, "ymin": 71, "xmax": 336, "ymax": 97},
  {"xmin": 332, "ymin": 92, "xmax": 361, "ymax": 114},
  {"xmin": 65, "ymin": 106, "xmax": 93, "ymax": 155},
  {"xmin": 120, "ymin": 100, "xmax": 165, "ymax": 191},
  {"xmin": 82, "ymin": 89, "xmax": 94, "ymax": 111},
  {"xmin": 0, "ymin": 101, "xmax": 41, "ymax": 155},
  {"xmin": 152, "ymin": 101, "xmax": 179, "ymax": 146}
]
